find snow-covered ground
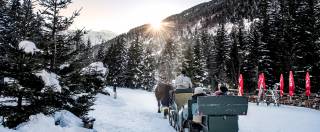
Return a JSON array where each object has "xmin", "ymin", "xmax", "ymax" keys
[
  {"xmin": 90, "ymin": 88, "xmax": 320, "ymax": 132},
  {"xmin": 88, "ymin": 87, "xmax": 175, "ymax": 132},
  {"xmin": 1, "ymin": 87, "xmax": 320, "ymax": 132},
  {"xmin": 0, "ymin": 111, "xmax": 93, "ymax": 132},
  {"xmin": 240, "ymin": 103, "xmax": 320, "ymax": 132}
]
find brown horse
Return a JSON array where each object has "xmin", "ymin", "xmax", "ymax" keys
[{"xmin": 155, "ymin": 82, "xmax": 174, "ymax": 115}]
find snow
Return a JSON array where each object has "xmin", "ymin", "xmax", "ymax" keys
[
  {"xmin": 0, "ymin": 97, "xmax": 17, "ymax": 106},
  {"xmin": 0, "ymin": 97, "xmax": 30, "ymax": 106},
  {"xmin": 54, "ymin": 110, "xmax": 83, "ymax": 128},
  {"xmin": 35, "ymin": 70, "xmax": 61, "ymax": 93},
  {"xmin": 244, "ymin": 19, "xmax": 253, "ymax": 31},
  {"xmin": 0, "ymin": 112, "xmax": 93, "ymax": 132},
  {"xmin": 89, "ymin": 88, "xmax": 320, "ymax": 132},
  {"xmin": 1, "ymin": 88, "xmax": 320, "ymax": 132},
  {"xmin": 3, "ymin": 77, "xmax": 17, "ymax": 84},
  {"xmin": 59, "ymin": 63, "xmax": 70, "ymax": 70},
  {"xmin": 225, "ymin": 22, "xmax": 235, "ymax": 34},
  {"xmin": 81, "ymin": 62, "xmax": 108, "ymax": 76},
  {"xmin": 88, "ymin": 87, "xmax": 175, "ymax": 132},
  {"xmin": 18, "ymin": 40, "xmax": 40, "ymax": 54},
  {"xmin": 239, "ymin": 103, "xmax": 320, "ymax": 132}
]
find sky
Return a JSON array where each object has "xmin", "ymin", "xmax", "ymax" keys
[{"xmin": 62, "ymin": 0, "xmax": 210, "ymax": 34}]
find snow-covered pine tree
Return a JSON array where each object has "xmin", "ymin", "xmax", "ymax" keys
[
  {"xmin": 104, "ymin": 36, "xmax": 127, "ymax": 87},
  {"xmin": 124, "ymin": 34, "xmax": 144, "ymax": 88},
  {"xmin": 0, "ymin": 0, "xmax": 8, "ymax": 55},
  {"xmin": 158, "ymin": 38, "xmax": 178, "ymax": 83},
  {"xmin": 37, "ymin": 0, "xmax": 95, "ymax": 122},
  {"xmin": 314, "ymin": 0, "xmax": 320, "ymax": 93},
  {"xmin": 96, "ymin": 43, "xmax": 105, "ymax": 61},
  {"xmin": 228, "ymin": 26, "xmax": 241, "ymax": 88},
  {"xmin": 243, "ymin": 22, "xmax": 260, "ymax": 92},
  {"xmin": 293, "ymin": 0, "xmax": 319, "ymax": 94},
  {"xmin": 212, "ymin": 24, "xmax": 231, "ymax": 85},
  {"xmin": 192, "ymin": 35, "xmax": 208, "ymax": 87},
  {"xmin": 0, "ymin": 0, "xmax": 47, "ymax": 127},
  {"xmin": 206, "ymin": 33, "xmax": 218, "ymax": 89},
  {"xmin": 182, "ymin": 39, "xmax": 195, "ymax": 81},
  {"xmin": 141, "ymin": 47, "xmax": 156, "ymax": 91},
  {"xmin": 61, "ymin": 61, "xmax": 107, "ymax": 118},
  {"xmin": 38, "ymin": 0, "xmax": 81, "ymax": 71},
  {"xmin": 256, "ymin": 0, "xmax": 275, "ymax": 89},
  {"xmin": 199, "ymin": 31, "xmax": 213, "ymax": 87}
]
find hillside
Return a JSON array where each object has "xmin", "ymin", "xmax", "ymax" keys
[{"xmin": 93, "ymin": 0, "xmax": 320, "ymax": 95}]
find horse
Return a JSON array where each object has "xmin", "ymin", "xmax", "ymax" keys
[{"xmin": 155, "ymin": 82, "xmax": 174, "ymax": 117}]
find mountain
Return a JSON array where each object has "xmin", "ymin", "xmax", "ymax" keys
[
  {"xmin": 88, "ymin": 0, "xmax": 260, "ymax": 81},
  {"xmin": 88, "ymin": 0, "xmax": 320, "ymax": 93},
  {"xmin": 93, "ymin": 0, "xmax": 260, "ymax": 54}
]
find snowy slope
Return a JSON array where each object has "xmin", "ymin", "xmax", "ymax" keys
[{"xmin": 90, "ymin": 88, "xmax": 320, "ymax": 132}]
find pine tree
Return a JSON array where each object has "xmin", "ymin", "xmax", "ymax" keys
[
  {"xmin": 38, "ymin": 0, "xmax": 81, "ymax": 71},
  {"xmin": 0, "ymin": 0, "xmax": 8, "ymax": 55},
  {"xmin": 256, "ymin": 0, "xmax": 275, "ymax": 89},
  {"xmin": 124, "ymin": 35, "xmax": 144, "ymax": 88},
  {"xmin": 182, "ymin": 40, "xmax": 195, "ymax": 80},
  {"xmin": 192, "ymin": 36, "xmax": 208, "ymax": 87},
  {"xmin": 104, "ymin": 36, "xmax": 127, "ymax": 87},
  {"xmin": 0, "ymin": 0, "xmax": 49, "ymax": 127},
  {"xmin": 243, "ymin": 23, "xmax": 260, "ymax": 92},
  {"xmin": 96, "ymin": 44, "xmax": 105, "ymax": 61},
  {"xmin": 228, "ymin": 28, "xmax": 242, "ymax": 85},
  {"xmin": 141, "ymin": 48, "xmax": 156, "ymax": 91},
  {"xmin": 199, "ymin": 31, "xmax": 213, "ymax": 86},
  {"xmin": 212, "ymin": 24, "xmax": 231, "ymax": 85},
  {"xmin": 293, "ymin": 0, "xmax": 319, "ymax": 94},
  {"xmin": 158, "ymin": 38, "xmax": 178, "ymax": 83}
]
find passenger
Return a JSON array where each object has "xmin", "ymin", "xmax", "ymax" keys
[
  {"xmin": 212, "ymin": 85, "xmax": 229, "ymax": 96},
  {"xmin": 192, "ymin": 87, "xmax": 207, "ymax": 102},
  {"xmin": 174, "ymin": 70, "xmax": 192, "ymax": 89},
  {"xmin": 191, "ymin": 87, "xmax": 207, "ymax": 124}
]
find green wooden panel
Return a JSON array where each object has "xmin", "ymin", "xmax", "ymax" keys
[
  {"xmin": 208, "ymin": 116, "xmax": 238, "ymax": 132},
  {"xmin": 197, "ymin": 96, "xmax": 248, "ymax": 115}
]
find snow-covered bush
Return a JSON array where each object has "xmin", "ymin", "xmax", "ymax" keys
[
  {"xmin": 81, "ymin": 62, "xmax": 108, "ymax": 77},
  {"xmin": 13, "ymin": 111, "xmax": 93, "ymax": 132},
  {"xmin": 80, "ymin": 62, "xmax": 108, "ymax": 92},
  {"xmin": 54, "ymin": 110, "xmax": 83, "ymax": 127},
  {"xmin": 59, "ymin": 62, "xmax": 108, "ymax": 118}
]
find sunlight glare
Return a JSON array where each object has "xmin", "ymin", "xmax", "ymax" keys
[{"xmin": 150, "ymin": 20, "xmax": 163, "ymax": 30}]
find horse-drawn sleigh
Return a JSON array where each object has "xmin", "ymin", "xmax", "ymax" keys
[{"xmin": 155, "ymin": 83, "xmax": 249, "ymax": 132}]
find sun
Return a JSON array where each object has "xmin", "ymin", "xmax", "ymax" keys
[{"xmin": 150, "ymin": 20, "xmax": 163, "ymax": 30}]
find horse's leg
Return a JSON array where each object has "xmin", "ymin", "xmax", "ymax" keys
[{"xmin": 157, "ymin": 100, "xmax": 161, "ymax": 113}]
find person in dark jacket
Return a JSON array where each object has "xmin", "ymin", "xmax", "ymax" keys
[{"xmin": 213, "ymin": 85, "xmax": 228, "ymax": 96}]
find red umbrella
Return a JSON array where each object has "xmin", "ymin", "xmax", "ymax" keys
[
  {"xmin": 261, "ymin": 73, "xmax": 266, "ymax": 90},
  {"xmin": 258, "ymin": 73, "xmax": 262, "ymax": 90},
  {"xmin": 258, "ymin": 73, "xmax": 266, "ymax": 90},
  {"xmin": 238, "ymin": 74, "xmax": 244, "ymax": 96},
  {"xmin": 280, "ymin": 74, "xmax": 284, "ymax": 97},
  {"xmin": 305, "ymin": 72, "xmax": 311, "ymax": 97},
  {"xmin": 289, "ymin": 71, "xmax": 295, "ymax": 97}
]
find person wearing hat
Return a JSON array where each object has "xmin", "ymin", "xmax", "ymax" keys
[
  {"xmin": 191, "ymin": 87, "xmax": 207, "ymax": 124},
  {"xmin": 191, "ymin": 87, "xmax": 207, "ymax": 101}
]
